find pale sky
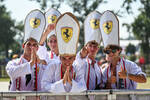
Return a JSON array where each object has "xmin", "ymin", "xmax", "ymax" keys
[{"xmin": 3, "ymin": 0, "xmax": 141, "ymax": 39}]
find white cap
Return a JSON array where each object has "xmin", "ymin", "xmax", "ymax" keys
[
  {"xmin": 24, "ymin": 9, "xmax": 46, "ymax": 43},
  {"xmin": 45, "ymin": 8, "xmax": 61, "ymax": 39},
  {"xmin": 84, "ymin": 11, "xmax": 102, "ymax": 45},
  {"xmin": 55, "ymin": 12, "xmax": 80, "ymax": 56},
  {"xmin": 100, "ymin": 10, "xmax": 119, "ymax": 48}
]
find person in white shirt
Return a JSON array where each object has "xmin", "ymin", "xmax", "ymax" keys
[
  {"xmin": 41, "ymin": 12, "xmax": 87, "ymax": 93},
  {"xmin": 102, "ymin": 45, "xmax": 146, "ymax": 89},
  {"xmin": 6, "ymin": 10, "xmax": 46, "ymax": 91},
  {"xmin": 76, "ymin": 11, "xmax": 103, "ymax": 90},
  {"xmin": 99, "ymin": 10, "xmax": 146, "ymax": 89},
  {"xmin": 37, "ymin": 8, "xmax": 61, "ymax": 63},
  {"xmin": 6, "ymin": 38, "xmax": 47, "ymax": 91},
  {"xmin": 41, "ymin": 55, "xmax": 86, "ymax": 92}
]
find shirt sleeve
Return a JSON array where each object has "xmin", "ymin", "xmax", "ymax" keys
[
  {"xmin": 70, "ymin": 65, "xmax": 87, "ymax": 92},
  {"xmin": 41, "ymin": 63, "xmax": 66, "ymax": 93},
  {"xmin": 6, "ymin": 60, "xmax": 31, "ymax": 80},
  {"xmin": 37, "ymin": 44, "xmax": 48, "ymax": 60},
  {"xmin": 127, "ymin": 60, "xmax": 146, "ymax": 77}
]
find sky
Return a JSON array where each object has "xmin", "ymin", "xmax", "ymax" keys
[{"xmin": 3, "ymin": 0, "xmax": 141, "ymax": 39}]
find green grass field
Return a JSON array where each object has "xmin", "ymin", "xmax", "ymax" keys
[
  {"xmin": 0, "ymin": 77, "xmax": 150, "ymax": 89},
  {"xmin": 0, "ymin": 77, "xmax": 10, "ymax": 82},
  {"xmin": 137, "ymin": 77, "xmax": 150, "ymax": 89}
]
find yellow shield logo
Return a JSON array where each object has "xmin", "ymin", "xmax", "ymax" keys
[
  {"xmin": 90, "ymin": 19, "xmax": 100, "ymax": 29},
  {"xmin": 30, "ymin": 18, "xmax": 41, "ymax": 28},
  {"xmin": 103, "ymin": 21, "xmax": 113, "ymax": 34},
  {"xmin": 48, "ymin": 15, "xmax": 57, "ymax": 24},
  {"xmin": 61, "ymin": 27, "xmax": 73, "ymax": 43}
]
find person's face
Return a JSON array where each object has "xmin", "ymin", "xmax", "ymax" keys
[
  {"xmin": 47, "ymin": 35, "xmax": 58, "ymax": 52},
  {"xmin": 60, "ymin": 55, "xmax": 75, "ymax": 68},
  {"xmin": 23, "ymin": 39, "xmax": 39, "ymax": 55},
  {"xmin": 86, "ymin": 42, "xmax": 99, "ymax": 57},
  {"xmin": 104, "ymin": 49, "xmax": 120, "ymax": 63}
]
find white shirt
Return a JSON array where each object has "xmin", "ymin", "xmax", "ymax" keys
[
  {"xmin": 102, "ymin": 58, "xmax": 146, "ymax": 89},
  {"xmin": 37, "ymin": 45, "xmax": 60, "ymax": 64},
  {"xmin": 41, "ymin": 61, "xmax": 87, "ymax": 93},
  {"xmin": 76, "ymin": 52, "xmax": 103, "ymax": 90},
  {"xmin": 6, "ymin": 57, "xmax": 47, "ymax": 91}
]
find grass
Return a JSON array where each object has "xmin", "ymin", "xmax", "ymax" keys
[
  {"xmin": 137, "ymin": 77, "xmax": 150, "ymax": 89},
  {"xmin": 0, "ymin": 77, "xmax": 10, "ymax": 82}
]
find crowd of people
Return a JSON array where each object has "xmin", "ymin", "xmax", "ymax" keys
[{"xmin": 6, "ymin": 8, "xmax": 146, "ymax": 93}]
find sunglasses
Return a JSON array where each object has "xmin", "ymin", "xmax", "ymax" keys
[{"xmin": 104, "ymin": 49, "xmax": 117, "ymax": 54}]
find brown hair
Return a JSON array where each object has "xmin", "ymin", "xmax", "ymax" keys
[{"xmin": 103, "ymin": 44, "xmax": 122, "ymax": 52}]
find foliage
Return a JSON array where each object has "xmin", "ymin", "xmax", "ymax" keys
[
  {"xmin": 122, "ymin": 0, "xmax": 150, "ymax": 64},
  {"xmin": 0, "ymin": 1, "xmax": 24, "ymax": 58},
  {"xmin": 0, "ymin": 4, "xmax": 16, "ymax": 57},
  {"xmin": 125, "ymin": 43, "xmax": 136, "ymax": 55}
]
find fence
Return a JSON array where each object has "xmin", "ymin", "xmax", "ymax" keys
[{"xmin": 0, "ymin": 90, "xmax": 150, "ymax": 100}]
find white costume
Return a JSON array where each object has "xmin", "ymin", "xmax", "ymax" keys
[
  {"xmin": 76, "ymin": 54, "xmax": 103, "ymax": 90},
  {"xmin": 41, "ymin": 12, "xmax": 86, "ymax": 92},
  {"xmin": 100, "ymin": 10, "xmax": 146, "ymax": 89},
  {"xmin": 37, "ymin": 8, "xmax": 61, "ymax": 63},
  {"xmin": 76, "ymin": 11, "xmax": 103, "ymax": 90},
  {"xmin": 37, "ymin": 45, "xmax": 60, "ymax": 63},
  {"xmin": 102, "ymin": 58, "xmax": 146, "ymax": 89},
  {"xmin": 41, "ymin": 61, "xmax": 86, "ymax": 92},
  {"xmin": 6, "ymin": 57, "xmax": 46, "ymax": 91},
  {"xmin": 6, "ymin": 9, "xmax": 46, "ymax": 91}
]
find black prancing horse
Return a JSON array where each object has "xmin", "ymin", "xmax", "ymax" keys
[
  {"xmin": 63, "ymin": 29, "xmax": 70, "ymax": 39},
  {"xmin": 93, "ymin": 20, "xmax": 98, "ymax": 26},
  {"xmin": 50, "ymin": 16, "xmax": 55, "ymax": 22},
  {"xmin": 33, "ymin": 19, "xmax": 38, "ymax": 25},
  {"xmin": 105, "ymin": 22, "xmax": 110, "ymax": 30}
]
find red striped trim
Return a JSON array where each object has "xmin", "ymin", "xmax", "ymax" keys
[
  {"xmin": 34, "ymin": 59, "xmax": 38, "ymax": 91},
  {"xmin": 51, "ymin": 52, "xmax": 53, "ymax": 59}
]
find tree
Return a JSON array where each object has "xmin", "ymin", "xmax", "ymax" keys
[
  {"xmin": 0, "ymin": 2, "xmax": 21, "ymax": 58},
  {"xmin": 122, "ymin": 0, "xmax": 150, "ymax": 64},
  {"xmin": 29, "ymin": 0, "xmax": 108, "ymax": 48},
  {"xmin": 125, "ymin": 43, "xmax": 136, "ymax": 55}
]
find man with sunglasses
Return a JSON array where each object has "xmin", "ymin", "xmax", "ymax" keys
[
  {"xmin": 102, "ymin": 44, "xmax": 146, "ymax": 89},
  {"xmin": 100, "ymin": 10, "xmax": 146, "ymax": 89},
  {"xmin": 6, "ymin": 10, "xmax": 47, "ymax": 91}
]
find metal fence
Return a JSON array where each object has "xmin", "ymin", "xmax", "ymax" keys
[{"xmin": 0, "ymin": 90, "xmax": 150, "ymax": 100}]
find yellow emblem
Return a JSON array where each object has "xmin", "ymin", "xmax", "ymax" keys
[
  {"xmin": 61, "ymin": 27, "xmax": 73, "ymax": 43},
  {"xmin": 90, "ymin": 19, "xmax": 99, "ymax": 29},
  {"xmin": 48, "ymin": 15, "xmax": 57, "ymax": 24},
  {"xmin": 30, "ymin": 18, "xmax": 41, "ymax": 28},
  {"xmin": 103, "ymin": 21, "xmax": 113, "ymax": 34}
]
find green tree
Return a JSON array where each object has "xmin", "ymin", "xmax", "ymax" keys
[
  {"xmin": 0, "ymin": 2, "xmax": 23, "ymax": 58},
  {"xmin": 0, "ymin": 4, "xmax": 16, "ymax": 58},
  {"xmin": 122, "ymin": 0, "xmax": 150, "ymax": 64},
  {"xmin": 125, "ymin": 43, "xmax": 136, "ymax": 55}
]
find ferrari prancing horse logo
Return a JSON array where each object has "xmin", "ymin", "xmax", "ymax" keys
[
  {"xmin": 90, "ymin": 19, "xmax": 99, "ymax": 29},
  {"xmin": 48, "ymin": 15, "xmax": 57, "ymax": 24},
  {"xmin": 103, "ymin": 21, "xmax": 113, "ymax": 34},
  {"xmin": 30, "ymin": 18, "xmax": 41, "ymax": 28},
  {"xmin": 61, "ymin": 27, "xmax": 73, "ymax": 43}
]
